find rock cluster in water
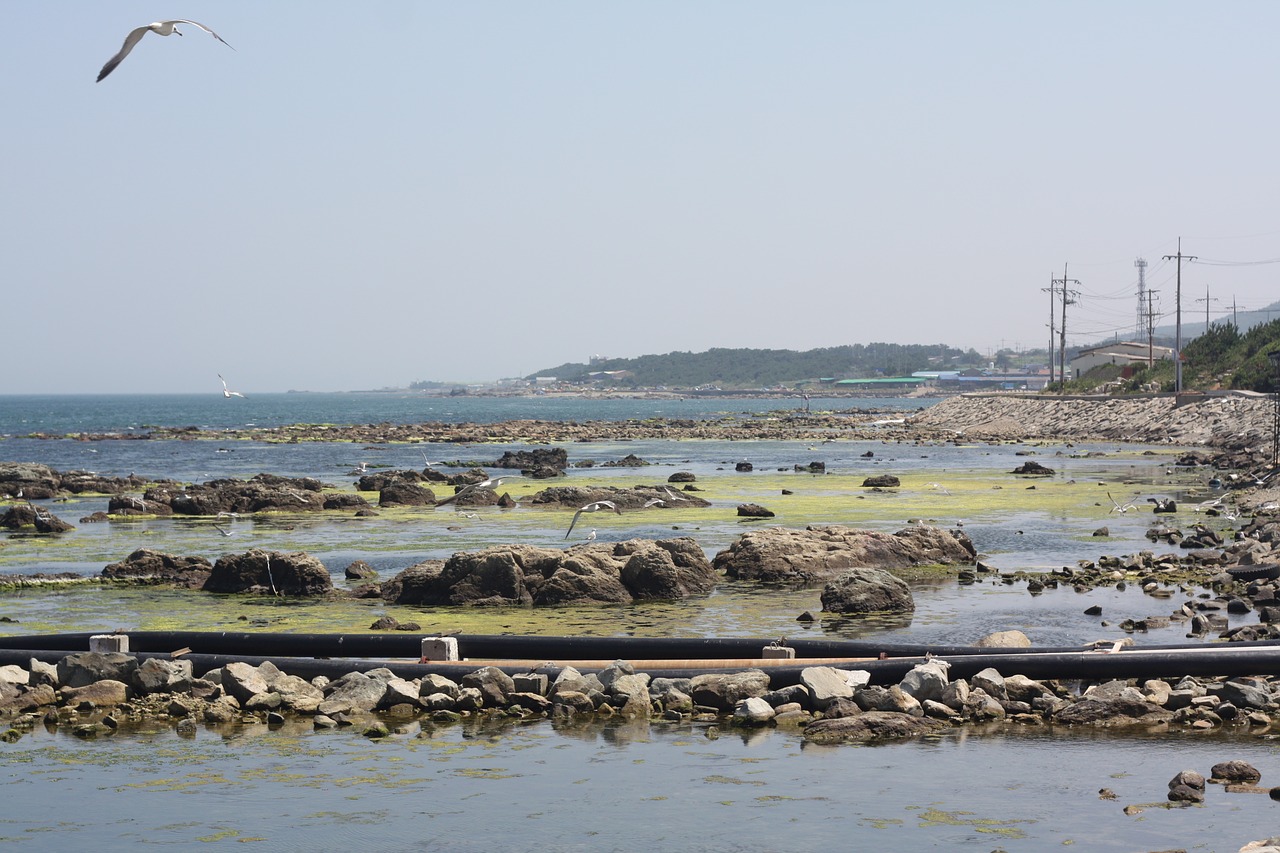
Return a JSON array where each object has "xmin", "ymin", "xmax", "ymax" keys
[{"xmin": 5, "ymin": 644, "xmax": 1280, "ymax": 753}]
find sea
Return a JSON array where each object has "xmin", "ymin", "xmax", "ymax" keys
[{"xmin": 0, "ymin": 392, "xmax": 1275, "ymax": 851}]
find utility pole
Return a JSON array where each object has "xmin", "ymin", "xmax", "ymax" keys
[
  {"xmin": 1163, "ymin": 237, "xmax": 1197, "ymax": 393},
  {"xmin": 1052, "ymin": 263, "xmax": 1080, "ymax": 391},
  {"xmin": 1042, "ymin": 272, "xmax": 1056, "ymax": 389},
  {"xmin": 1146, "ymin": 288, "xmax": 1159, "ymax": 367},
  {"xmin": 1196, "ymin": 285, "xmax": 1219, "ymax": 334}
]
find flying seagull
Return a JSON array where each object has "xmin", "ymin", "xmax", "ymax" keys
[
  {"xmin": 565, "ymin": 500, "xmax": 620, "ymax": 540},
  {"xmin": 435, "ymin": 475, "xmax": 520, "ymax": 507},
  {"xmin": 218, "ymin": 374, "xmax": 245, "ymax": 398},
  {"xmin": 1107, "ymin": 492, "xmax": 1137, "ymax": 514},
  {"xmin": 98, "ymin": 20, "xmax": 233, "ymax": 82}
]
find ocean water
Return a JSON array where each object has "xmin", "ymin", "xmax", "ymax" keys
[
  {"xmin": 0, "ymin": 392, "xmax": 927, "ymax": 436},
  {"xmin": 0, "ymin": 393, "xmax": 1273, "ymax": 851}
]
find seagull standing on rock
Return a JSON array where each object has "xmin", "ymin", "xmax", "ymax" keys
[{"xmin": 97, "ymin": 20, "xmax": 234, "ymax": 82}]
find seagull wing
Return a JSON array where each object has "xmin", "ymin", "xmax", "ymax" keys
[
  {"xmin": 565, "ymin": 508, "xmax": 585, "ymax": 540},
  {"xmin": 166, "ymin": 20, "xmax": 235, "ymax": 50},
  {"xmin": 97, "ymin": 25, "xmax": 151, "ymax": 82}
]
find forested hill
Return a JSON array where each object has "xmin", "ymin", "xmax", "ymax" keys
[{"xmin": 528, "ymin": 344, "xmax": 981, "ymax": 387}]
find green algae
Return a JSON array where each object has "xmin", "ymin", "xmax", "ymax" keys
[
  {"xmin": 0, "ymin": 440, "xmax": 1221, "ymax": 639},
  {"xmin": 912, "ymin": 806, "xmax": 1031, "ymax": 838}
]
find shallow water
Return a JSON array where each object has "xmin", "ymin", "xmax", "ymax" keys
[{"xmin": 2, "ymin": 716, "xmax": 1279, "ymax": 851}]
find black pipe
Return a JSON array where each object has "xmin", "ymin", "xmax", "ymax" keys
[
  {"xmin": 7, "ymin": 644, "xmax": 1280, "ymax": 690},
  {"xmin": 4, "ymin": 631, "xmax": 1277, "ymax": 662}
]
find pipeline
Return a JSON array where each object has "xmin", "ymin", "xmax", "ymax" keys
[
  {"xmin": 5, "ymin": 633, "xmax": 1280, "ymax": 688},
  {"xmin": 4, "ymin": 631, "xmax": 1277, "ymax": 661}
]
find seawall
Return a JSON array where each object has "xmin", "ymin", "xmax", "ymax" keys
[{"xmin": 907, "ymin": 392, "xmax": 1274, "ymax": 451}]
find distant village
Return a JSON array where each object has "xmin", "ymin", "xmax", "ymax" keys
[{"xmin": 445, "ymin": 340, "xmax": 1176, "ymax": 396}]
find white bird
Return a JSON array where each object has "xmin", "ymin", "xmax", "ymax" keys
[
  {"xmin": 212, "ymin": 523, "xmax": 233, "ymax": 537},
  {"xmin": 565, "ymin": 500, "xmax": 620, "ymax": 539},
  {"xmin": 660, "ymin": 487, "xmax": 690, "ymax": 503},
  {"xmin": 98, "ymin": 20, "xmax": 233, "ymax": 82},
  {"xmin": 1107, "ymin": 492, "xmax": 1137, "ymax": 514},
  {"xmin": 586, "ymin": 529, "xmax": 597, "ymax": 542},
  {"xmin": 435, "ymin": 475, "xmax": 520, "ymax": 507},
  {"xmin": 643, "ymin": 498, "xmax": 666, "ymax": 508},
  {"xmin": 218, "ymin": 374, "xmax": 245, "ymax": 398}
]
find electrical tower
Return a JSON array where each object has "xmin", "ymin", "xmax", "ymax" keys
[{"xmin": 1134, "ymin": 258, "xmax": 1147, "ymax": 340}]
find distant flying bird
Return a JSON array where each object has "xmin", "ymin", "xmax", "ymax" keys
[
  {"xmin": 212, "ymin": 523, "xmax": 233, "ymax": 537},
  {"xmin": 565, "ymin": 500, "xmax": 620, "ymax": 539},
  {"xmin": 435, "ymin": 475, "xmax": 520, "ymax": 507},
  {"xmin": 97, "ymin": 20, "xmax": 233, "ymax": 82},
  {"xmin": 643, "ymin": 498, "xmax": 666, "ymax": 508},
  {"xmin": 218, "ymin": 374, "xmax": 245, "ymax": 398}
]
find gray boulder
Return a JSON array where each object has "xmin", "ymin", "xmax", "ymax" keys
[
  {"xmin": 384, "ymin": 539, "xmax": 716, "ymax": 606},
  {"xmin": 320, "ymin": 671, "xmax": 389, "ymax": 714},
  {"xmin": 714, "ymin": 524, "xmax": 974, "ymax": 586},
  {"xmin": 203, "ymin": 549, "xmax": 334, "ymax": 596},
  {"xmin": 133, "ymin": 658, "xmax": 193, "ymax": 694},
  {"xmin": 898, "ymin": 660, "xmax": 951, "ymax": 703},
  {"xmin": 820, "ymin": 568, "xmax": 914, "ymax": 614},
  {"xmin": 461, "ymin": 666, "xmax": 515, "ymax": 706},
  {"xmin": 804, "ymin": 710, "xmax": 948, "ymax": 744},
  {"xmin": 800, "ymin": 666, "xmax": 869, "ymax": 710},
  {"xmin": 689, "ymin": 670, "xmax": 771, "ymax": 711},
  {"xmin": 58, "ymin": 652, "xmax": 138, "ymax": 689}
]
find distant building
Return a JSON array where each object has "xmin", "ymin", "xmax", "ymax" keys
[
  {"xmin": 1069, "ymin": 341, "xmax": 1174, "ymax": 379},
  {"xmin": 833, "ymin": 377, "xmax": 927, "ymax": 390}
]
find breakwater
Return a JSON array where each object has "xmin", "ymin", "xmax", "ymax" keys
[{"xmin": 909, "ymin": 392, "xmax": 1275, "ymax": 451}]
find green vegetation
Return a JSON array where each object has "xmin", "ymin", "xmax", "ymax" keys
[
  {"xmin": 1066, "ymin": 319, "xmax": 1280, "ymax": 394},
  {"xmin": 528, "ymin": 343, "xmax": 985, "ymax": 388}
]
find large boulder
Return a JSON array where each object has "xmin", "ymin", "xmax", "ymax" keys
[
  {"xmin": 490, "ymin": 448, "xmax": 569, "ymax": 470},
  {"xmin": 804, "ymin": 711, "xmax": 949, "ymax": 744},
  {"xmin": 383, "ymin": 539, "xmax": 716, "ymax": 606},
  {"xmin": 57, "ymin": 652, "xmax": 139, "ymax": 689},
  {"xmin": 102, "ymin": 549, "xmax": 212, "ymax": 587},
  {"xmin": 1, "ymin": 504, "xmax": 74, "ymax": 533},
  {"xmin": 528, "ymin": 485, "xmax": 711, "ymax": 511},
  {"xmin": 689, "ymin": 670, "xmax": 771, "ymax": 711},
  {"xmin": 713, "ymin": 525, "xmax": 974, "ymax": 586},
  {"xmin": 821, "ymin": 568, "xmax": 914, "ymax": 614},
  {"xmin": 378, "ymin": 478, "xmax": 436, "ymax": 507},
  {"xmin": 161, "ymin": 474, "xmax": 367, "ymax": 516},
  {"xmin": 203, "ymin": 549, "xmax": 334, "ymax": 596}
]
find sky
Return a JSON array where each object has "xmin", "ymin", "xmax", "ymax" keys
[{"xmin": 4, "ymin": 2, "xmax": 1280, "ymax": 394}]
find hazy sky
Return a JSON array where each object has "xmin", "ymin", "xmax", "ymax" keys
[{"xmin": 4, "ymin": 2, "xmax": 1280, "ymax": 394}]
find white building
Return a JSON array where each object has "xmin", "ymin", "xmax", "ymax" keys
[{"xmin": 1068, "ymin": 341, "xmax": 1174, "ymax": 379}]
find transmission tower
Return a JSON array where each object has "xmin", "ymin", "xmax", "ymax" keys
[{"xmin": 1134, "ymin": 258, "xmax": 1148, "ymax": 340}]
